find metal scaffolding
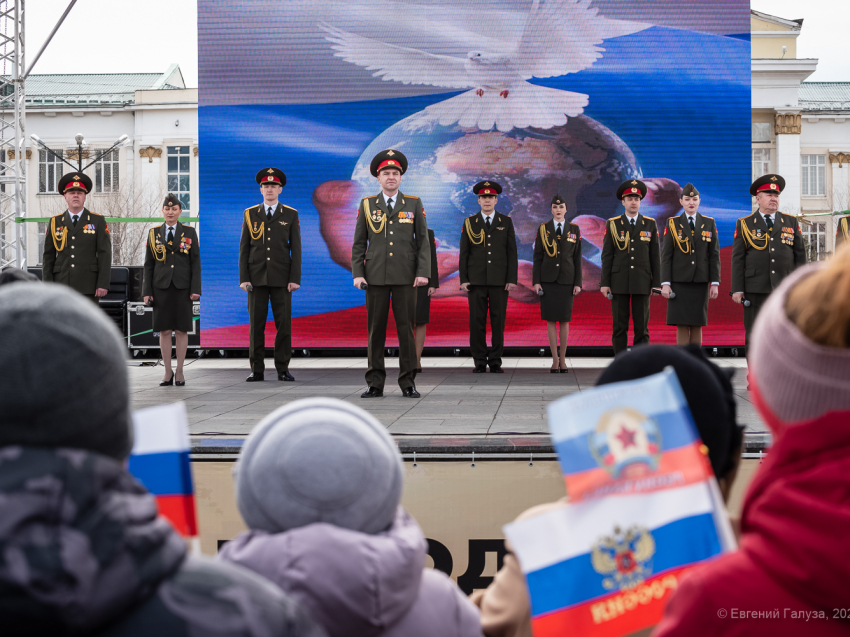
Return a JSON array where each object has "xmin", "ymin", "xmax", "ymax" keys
[{"xmin": 0, "ymin": 0, "xmax": 25, "ymax": 270}]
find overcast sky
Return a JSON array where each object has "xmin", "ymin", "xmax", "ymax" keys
[{"xmin": 29, "ymin": 0, "xmax": 849, "ymax": 87}]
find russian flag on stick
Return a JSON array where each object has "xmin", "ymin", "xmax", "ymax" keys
[
  {"xmin": 503, "ymin": 369, "xmax": 736, "ymax": 637},
  {"xmin": 129, "ymin": 402, "xmax": 198, "ymax": 537},
  {"xmin": 547, "ymin": 368, "xmax": 714, "ymax": 502}
]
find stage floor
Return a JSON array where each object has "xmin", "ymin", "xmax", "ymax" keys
[{"xmin": 127, "ymin": 356, "xmax": 766, "ymax": 441}]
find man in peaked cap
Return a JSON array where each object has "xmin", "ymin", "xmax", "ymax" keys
[
  {"xmin": 239, "ymin": 167, "xmax": 302, "ymax": 382},
  {"xmin": 351, "ymin": 149, "xmax": 430, "ymax": 398},
  {"xmin": 600, "ymin": 179, "xmax": 661, "ymax": 354},
  {"xmin": 459, "ymin": 180, "xmax": 518, "ymax": 373},
  {"xmin": 42, "ymin": 172, "xmax": 112, "ymax": 302},
  {"xmin": 731, "ymin": 173, "xmax": 805, "ymax": 355},
  {"xmin": 660, "ymin": 183, "xmax": 720, "ymax": 346}
]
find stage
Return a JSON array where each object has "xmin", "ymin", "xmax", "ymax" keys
[{"xmin": 127, "ymin": 356, "xmax": 769, "ymax": 454}]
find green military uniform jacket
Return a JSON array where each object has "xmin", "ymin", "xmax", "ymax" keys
[
  {"xmin": 731, "ymin": 211, "xmax": 805, "ymax": 294},
  {"xmin": 836, "ymin": 215, "xmax": 850, "ymax": 250},
  {"xmin": 459, "ymin": 212, "xmax": 518, "ymax": 286},
  {"xmin": 426, "ymin": 228, "xmax": 440, "ymax": 289},
  {"xmin": 143, "ymin": 222, "xmax": 201, "ymax": 297},
  {"xmin": 239, "ymin": 203, "xmax": 301, "ymax": 287},
  {"xmin": 661, "ymin": 213, "xmax": 720, "ymax": 284},
  {"xmin": 532, "ymin": 220, "xmax": 582, "ymax": 286},
  {"xmin": 42, "ymin": 208, "xmax": 112, "ymax": 295},
  {"xmin": 600, "ymin": 214, "xmax": 661, "ymax": 294},
  {"xmin": 351, "ymin": 192, "xmax": 430, "ymax": 285}
]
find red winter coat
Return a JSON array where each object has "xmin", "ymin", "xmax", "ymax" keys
[{"xmin": 653, "ymin": 399, "xmax": 850, "ymax": 637}]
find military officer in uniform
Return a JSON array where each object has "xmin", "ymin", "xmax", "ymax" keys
[
  {"xmin": 239, "ymin": 167, "xmax": 302, "ymax": 382},
  {"xmin": 660, "ymin": 183, "xmax": 720, "ymax": 346},
  {"xmin": 42, "ymin": 173, "xmax": 111, "ymax": 302},
  {"xmin": 459, "ymin": 181, "xmax": 518, "ymax": 373},
  {"xmin": 351, "ymin": 150, "xmax": 430, "ymax": 398},
  {"xmin": 836, "ymin": 213, "xmax": 849, "ymax": 251},
  {"xmin": 731, "ymin": 174, "xmax": 805, "ymax": 352},
  {"xmin": 143, "ymin": 193, "xmax": 201, "ymax": 387},
  {"xmin": 600, "ymin": 179, "xmax": 661, "ymax": 354}
]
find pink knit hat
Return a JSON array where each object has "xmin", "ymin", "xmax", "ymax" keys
[{"xmin": 750, "ymin": 263, "xmax": 850, "ymax": 429}]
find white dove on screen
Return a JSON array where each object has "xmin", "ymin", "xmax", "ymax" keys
[{"xmin": 318, "ymin": 0, "xmax": 648, "ymax": 132}]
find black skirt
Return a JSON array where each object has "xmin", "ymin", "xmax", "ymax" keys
[
  {"xmin": 540, "ymin": 282, "xmax": 574, "ymax": 322},
  {"xmin": 415, "ymin": 284, "xmax": 431, "ymax": 325},
  {"xmin": 666, "ymin": 282, "xmax": 709, "ymax": 326},
  {"xmin": 152, "ymin": 283, "xmax": 193, "ymax": 332}
]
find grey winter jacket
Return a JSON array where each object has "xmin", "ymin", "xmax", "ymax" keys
[
  {"xmin": 0, "ymin": 446, "xmax": 326, "ymax": 637},
  {"xmin": 219, "ymin": 507, "xmax": 483, "ymax": 637}
]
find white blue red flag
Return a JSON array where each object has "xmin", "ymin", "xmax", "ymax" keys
[
  {"xmin": 128, "ymin": 402, "xmax": 198, "ymax": 537},
  {"xmin": 504, "ymin": 368, "xmax": 735, "ymax": 637}
]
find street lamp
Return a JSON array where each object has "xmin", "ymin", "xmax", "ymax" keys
[{"xmin": 30, "ymin": 133, "xmax": 131, "ymax": 173}]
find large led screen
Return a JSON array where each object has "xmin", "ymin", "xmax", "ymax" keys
[{"xmin": 199, "ymin": 0, "xmax": 751, "ymax": 348}]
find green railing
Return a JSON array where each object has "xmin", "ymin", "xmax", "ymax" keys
[{"xmin": 15, "ymin": 217, "xmax": 197, "ymax": 223}]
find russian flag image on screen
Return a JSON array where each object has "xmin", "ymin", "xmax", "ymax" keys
[
  {"xmin": 504, "ymin": 482, "xmax": 733, "ymax": 637},
  {"xmin": 128, "ymin": 402, "xmax": 198, "ymax": 537},
  {"xmin": 546, "ymin": 368, "xmax": 714, "ymax": 501}
]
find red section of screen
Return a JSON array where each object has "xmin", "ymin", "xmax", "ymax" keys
[{"xmin": 203, "ymin": 246, "xmax": 744, "ymax": 348}]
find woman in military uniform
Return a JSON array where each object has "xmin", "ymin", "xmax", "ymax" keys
[
  {"xmin": 532, "ymin": 194, "xmax": 582, "ymax": 373},
  {"xmin": 143, "ymin": 194, "xmax": 201, "ymax": 386},
  {"xmin": 414, "ymin": 228, "xmax": 439, "ymax": 373}
]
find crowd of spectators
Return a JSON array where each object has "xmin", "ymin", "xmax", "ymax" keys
[{"xmin": 1, "ymin": 247, "xmax": 848, "ymax": 636}]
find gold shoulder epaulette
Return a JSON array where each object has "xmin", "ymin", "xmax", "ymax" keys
[
  {"xmin": 52, "ymin": 212, "xmax": 65, "ymax": 218},
  {"xmin": 742, "ymin": 212, "xmax": 756, "ymax": 220},
  {"xmin": 362, "ymin": 195, "xmax": 378, "ymax": 201},
  {"xmin": 88, "ymin": 211, "xmax": 102, "ymax": 216},
  {"xmin": 405, "ymin": 195, "xmax": 419, "ymax": 199},
  {"xmin": 245, "ymin": 205, "xmax": 258, "ymax": 214},
  {"xmin": 700, "ymin": 215, "xmax": 715, "ymax": 221},
  {"xmin": 282, "ymin": 204, "xmax": 298, "ymax": 212}
]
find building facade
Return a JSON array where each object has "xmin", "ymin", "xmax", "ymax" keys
[
  {"xmin": 19, "ymin": 64, "xmax": 198, "ymax": 266},
  {"xmin": 751, "ymin": 10, "xmax": 850, "ymax": 260}
]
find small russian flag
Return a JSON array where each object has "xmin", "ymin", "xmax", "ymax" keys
[{"xmin": 129, "ymin": 402, "xmax": 198, "ymax": 537}]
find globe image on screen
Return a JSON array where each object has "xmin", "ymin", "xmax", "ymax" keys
[{"xmin": 350, "ymin": 114, "xmax": 640, "ymax": 261}]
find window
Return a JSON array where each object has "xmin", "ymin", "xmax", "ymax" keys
[
  {"xmin": 38, "ymin": 149, "xmax": 64, "ymax": 193},
  {"xmin": 801, "ymin": 155, "xmax": 826, "ymax": 196},
  {"xmin": 752, "ymin": 122, "xmax": 771, "ymax": 142},
  {"xmin": 752, "ymin": 149, "xmax": 771, "ymax": 182},
  {"xmin": 167, "ymin": 146, "xmax": 191, "ymax": 211},
  {"xmin": 802, "ymin": 221, "xmax": 827, "ymax": 261},
  {"xmin": 95, "ymin": 149, "xmax": 120, "ymax": 193}
]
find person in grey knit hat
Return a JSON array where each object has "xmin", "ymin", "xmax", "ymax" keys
[
  {"xmin": 220, "ymin": 398, "xmax": 484, "ymax": 637},
  {"xmin": 0, "ymin": 283, "xmax": 327, "ymax": 637},
  {"xmin": 0, "ymin": 266, "xmax": 39, "ymax": 286}
]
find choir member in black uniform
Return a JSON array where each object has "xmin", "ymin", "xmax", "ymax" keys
[
  {"xmin": 143, "ymin": 194, "xmax": 201, "ymax": 386},
  {"xmin": 532, "ymin": 194, "xmax": 582, "ymax": 373},
  {"xmin": 414, "ymin": 228, "xmax": 439, "ymax": 372}
]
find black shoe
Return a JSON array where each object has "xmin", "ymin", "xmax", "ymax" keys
[
  {"xmin": 489, "ymin": 365, "xmax": 504, "ymax": 373},
  {"xmin": 246, "ymin": 372, "xmax": 264, "ymax": 382},
  {"xmin": 160, "ymin": 373, "xmax": 174, "ymax": 386},
  {"xmin": 559, "ymin": 367, "xmax": 569, "ymax": 374},
  {"xmin": 473, "ymin": 365, "xmax": 487, "ymax": 373},
  {"xmin": 402, "ymin": 386, "xmax": 421, "ymax": 398},
  {"xmin": 361, "ymin": 387, "xmax": 383, "ymax": 398},
  {"xmin": 175, "ymin": 380, "xmax": 186, "ymax": 386},
  {"xmin": 550, "ymin": 368, "xmax": 558, "ymax": 374},
  {"xmin": 278, "ymin": 371, "xmax": 295, "ymax": 381}
]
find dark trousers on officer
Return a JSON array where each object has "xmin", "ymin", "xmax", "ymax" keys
[
  {"xmin": 366, "ymin": 284, "xmax": 417, "ymax": 390},
  {"xmin": 248, "ymin": 285, "xmax": 291, "ymax": 374},
  {"xmin": 743, "ymin": 292, "xmax": 769, "ymax": 354},
  {"xmin": 611, "ymin": 293, "xmax": 650, "ymax": 354},
  {"xmin": 468, "ymin": 285, "xmax": 508, "ymax": 368}
]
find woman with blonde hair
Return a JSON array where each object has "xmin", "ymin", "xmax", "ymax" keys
[{"xmin": 654, "ymin": 245, "xmax": 850, "ymax": 637}]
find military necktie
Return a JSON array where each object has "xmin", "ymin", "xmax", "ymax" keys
[
  {"xmin": 386, "ymin": 198, "xmax": 394, "ymax": 215},
  {"xmin": 267, "ymin": 206, "xmax": 273, "ymax": 221},
  {"xmin": 556, "ymin": 222, "xmax": 562, "ymax": 237},
  {"xmin": 689, "ymin": 217, "xmax": 695, "ymax": 232},
  {"xmin": 167, "ymin": 227, "xmax": 174, "ymax": 243},
  {"xmin": 630, "ymin": 218, "xmax": 635, "ymax": 228},
  {"xmin": 485, "ymin": 216, "xmax": 491, "ymax": 232},
  {"xmin": 765, "ymin": 214, "xmax": 774, "ymax": 231},
  {"xmin": 72, "ymin": 215, "xmax": 79, "ymax": 227}
]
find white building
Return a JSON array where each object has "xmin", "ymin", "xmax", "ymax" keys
[
  {"xmin": 751, "ymin": 10, "xmax": 850, "ymax": 259},
  {"xmin": 20, "ymin": 64, "xmax": 197, "ymax": 266}
]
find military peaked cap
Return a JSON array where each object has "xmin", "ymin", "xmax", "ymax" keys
[
  {"xmin": 616, "ymin": 179, "xmax": 647, "ymax": 200},
  {"xmin": 370, "ymin": 149, "xmax": 408, "ymax": 176},
  {"xmin": 57, "ymin": 172, "xmax": 93, "ymax": 194},
  {"xmin": 750, "ymin": 174, "xmax": 785, "ymax": 196},
  {"xmin": 256, "ymin": 167, "xmax": 286, "ymax": 186},
  {"xmin": 473, "ymin": 180, "xmax": 502, "ymax": 196}
]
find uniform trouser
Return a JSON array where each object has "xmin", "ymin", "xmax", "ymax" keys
[
  {"xmin": 365, "ymin": 284, "xmax": 417, "ymax": 390},
  {"xmin": 468, "ymin": 285, "xmax": 509, "ymax": 367},
  {"xmin": 743, "ymin": 292, "xmax": 770, "ymax": 354},
  {"xmin": 248, "ymin": 285, "xmax": 291, "ymax": 374},
  {"xmin": 611, "ymin": 293, "xmax": 650, "ymax": 354}
]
